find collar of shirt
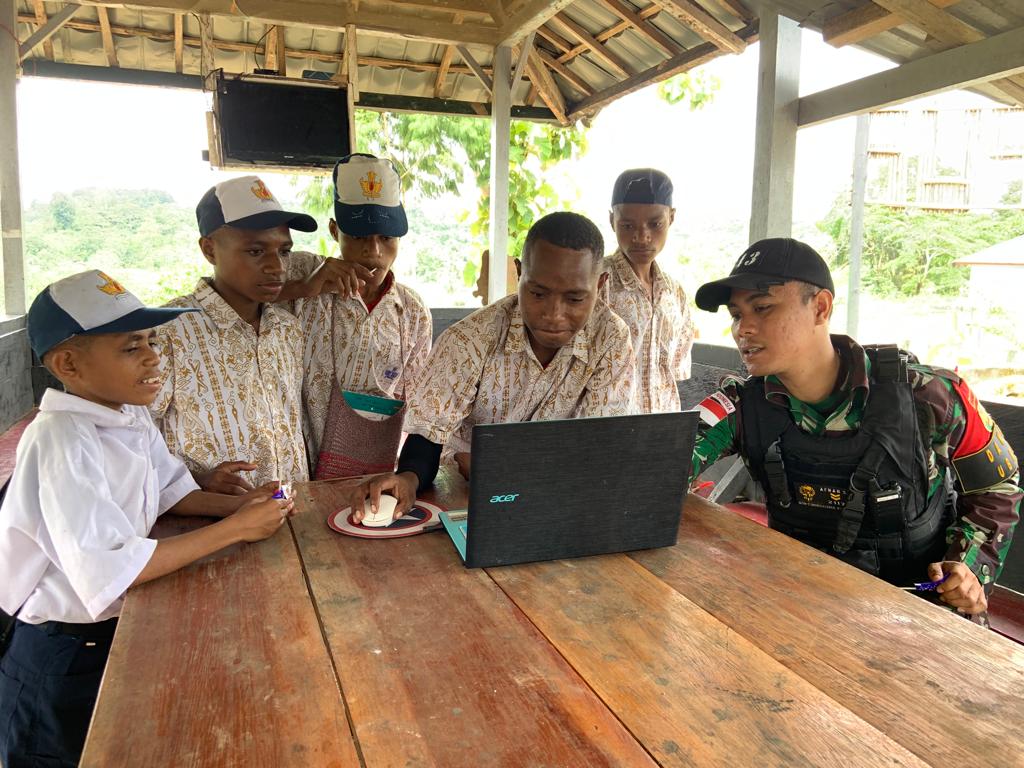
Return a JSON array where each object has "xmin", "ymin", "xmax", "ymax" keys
[
  {"xmin": 358, "ymin": 271, "xmax": 403, "ymax": 315},
  {"xmin": 39, "ymin": 388, "xmax": 148, "ymax": 431},
  {"xmin": 503, "ymin": 299, "xmax": 591, "ymax": 367},
  {"xmin": 762, "ymin": 334, "xmax": 870, "ymax": 434},
  {"xmin": 609, "ymin": 249, "xmax": 663, "ymax": 299},
  {"xmin": 192, "ymin": 278, "xmax": 287, "ymax": 334}
]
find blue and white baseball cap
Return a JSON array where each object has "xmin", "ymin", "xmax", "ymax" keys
[
  {"xmin": 196, "ymin": 175, "xmax": 317, "ymax": 237},
  {"xmin": 333, "ymin": 154, "xmax": 408, "ymax": 238},
  {"xmin": 28, "ymin": 270, "xmax": 197, "ymax": 358}
]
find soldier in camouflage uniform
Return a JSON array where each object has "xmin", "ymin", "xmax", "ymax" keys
[{"xmin": 692, "ymin": 238, "xmax": 1020, "ymax": 619}]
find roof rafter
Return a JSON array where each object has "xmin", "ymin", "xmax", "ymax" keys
[
  {"xmin": 498, "ymin": 0, "xmax": 578, "ymax": 46},
  {"xmin": 19, "ymin": 3, "xmax": 81, "ymax": 60},
  {"xmin": 173, "ymin": 12, "xmax": 183, "ymax": 73},
  {"xmin": 651, "ymin": 0, "xmax": 746, "ymax": 53},
  {"xmin": 822, "ymin": 0, "xmax": 959, "ymax": 48},
  {"xmin": 552, "ymin": 11, "xmax": 634, "ymax": 78},
  {"xmin": 597, "ymin": 0, "xmax": 682, "ymax": 57},
  {"xmin": 69, "ymin": 0, "xmax": 500, "ymax": 46},
  {"xmin": 31, "ymin": 0, "xmax": 55, "ymax": 60}
]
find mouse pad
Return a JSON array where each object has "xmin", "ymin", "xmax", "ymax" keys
[{"xmin": 327, "ymin": 500, "xmax": 446, "ymax": 539}]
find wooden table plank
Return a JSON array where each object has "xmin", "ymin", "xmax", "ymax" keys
[
  {"xmin": 290, "ymin": 475, "xmax": 656, "ymax": 767},
  {"xmin": 82, "ymin": 515, "xmax": 359, "ymax": 768},
  {"xmin": 490, "ymin": 554, "xmax": 929, "ymax": 767},
  {"xmin": 631, "ymin": 496, "xmax": 1024, "ymax": 766}
]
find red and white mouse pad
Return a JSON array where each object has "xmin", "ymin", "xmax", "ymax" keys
[{"xmin": 327, "ymin": 500, "xmax": 446, "ymax": 539}]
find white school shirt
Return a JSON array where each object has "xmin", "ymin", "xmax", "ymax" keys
[{"xmin": 0, "ymin": 389, "xmax": 199, "ymax": 624}]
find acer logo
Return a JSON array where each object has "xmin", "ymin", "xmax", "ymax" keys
[{"xmin": 489, "ymin": 494, "xmax": 520, "ymax": 503}]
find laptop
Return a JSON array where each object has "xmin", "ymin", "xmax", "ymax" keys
[{"xmin": 439, "ymin": 411, "xmax": 698, "ymax": 567}]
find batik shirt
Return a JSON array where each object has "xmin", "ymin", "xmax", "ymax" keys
[
  {"xmin": 150, "ymin": 278, "xmax": 309, "ymax": 486},
  {"xmin": 405, "ymin": 294, "xmax": 638, "ymax": 459},
  {"xmin": 286, "ymin": 251, "xmax": 432, "ymax": 458},
  {"xmin": 601, "ymin": 250, "xmax": 695, "ymax": 413},
  {"xmin": 691, "ymin": 335, "xmax": 1021, "ymax": 587}
]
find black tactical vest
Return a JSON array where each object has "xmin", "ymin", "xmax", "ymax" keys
[{"xmin": 737, "ymin": 345, "xmax": 953, "ymax": 586}]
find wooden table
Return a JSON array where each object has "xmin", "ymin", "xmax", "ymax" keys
[{"xmin": 82, "ymin": 470, "xmax": 1024, "ymax": 767}]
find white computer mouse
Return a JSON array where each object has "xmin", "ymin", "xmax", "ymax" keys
[{"xmin": 360, "ymin": 494, "xmax": 399, "ymax": 527}]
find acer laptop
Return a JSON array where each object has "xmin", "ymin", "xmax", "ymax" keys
[{"xmin": 439, "ymin": 412, "xmax": 698, "ymax": 568}]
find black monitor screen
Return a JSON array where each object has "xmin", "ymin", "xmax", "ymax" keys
[{"xmin": 217, "ymin": 78, "xmax": 350, "ymax": 169}]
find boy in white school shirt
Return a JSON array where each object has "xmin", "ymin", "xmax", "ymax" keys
[{"xmin": 0, "ymin": 271, "xmax": 295, "ymax": 768}]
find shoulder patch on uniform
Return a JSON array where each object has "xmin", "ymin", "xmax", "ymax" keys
[
  {"xmin": 951, "ymin": 377, "xmax": 995, "ymax": 459},
  {"xmin": 696, "ymin": 391, "xmax": 736, "ymax": 427},
  {"xmin": 952, "ymin": 425, "xmax": 1018, "ymax": 494}
]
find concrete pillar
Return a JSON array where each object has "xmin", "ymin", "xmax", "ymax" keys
[
  {"xmin": 847, "ymin": 113, "xmax": 870, "ymax": 336},
  {"xmin": 1, "ymin": 0, "xmax": 26, "ymax": 316},
  {"xmin": 487, "ymin": 45, "xmax": 512, "ymax": 303},
  {"xmin": 748, "ymin": 11, "xmax": 801, "ymax": 243}
]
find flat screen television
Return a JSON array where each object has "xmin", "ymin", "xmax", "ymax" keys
[{"xmin": 211, "ymin": 74, "xmax": 351, "ymax": 170}]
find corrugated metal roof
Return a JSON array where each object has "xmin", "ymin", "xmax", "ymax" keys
[{"xmin": 14, "ymin": 0, "xmax": 1024, "ymax": 121}]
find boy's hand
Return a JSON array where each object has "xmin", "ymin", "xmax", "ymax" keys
[
  {"xmin": 928, "ymin": 561, "xmax": 988, "ymax": 614},
  {"xmin": 304, "ymin": 258, "xmax": 375, "ymax": 299},
  {"xmin": 195, "ymin": 461, "xmax": 256, "ymax": 495},
  {"xmin": 349, "ymin": 472, "xmax": 418, "ymax": 523},
  {"xmin": 227, "ymin": 494, "xmax": 296, "ymax": 543}
]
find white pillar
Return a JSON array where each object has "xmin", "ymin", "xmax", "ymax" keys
[
  {"xmin": 847, "ymin": 113, "xmax": 870, "ymax": 337},
  {"xmin": 1, "ymin": 0, "xmax": 26, "ymax": 315},
  {"xmin": 748, "ymin": 11, "xmax": 800, "ymax": 243},
  {"xmin": 487, "ymin": 45, "xmax": 512, "ymax": 303}
]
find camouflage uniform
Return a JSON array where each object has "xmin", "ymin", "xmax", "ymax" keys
[{"xmin": 692, "ymin": 335, "xmax": 1021, "ymax": 591}]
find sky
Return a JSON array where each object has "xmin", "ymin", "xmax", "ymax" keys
[{"xmin": 14, "ymin": 27, "xmax": 997, "ymax": 222}]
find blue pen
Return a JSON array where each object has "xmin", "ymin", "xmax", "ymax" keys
[{"xmin": 901, "ymin": 573, "xmax": 949, "ymax": 591}]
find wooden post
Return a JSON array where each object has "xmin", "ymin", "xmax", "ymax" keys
[
  {"xmin": 847, "ymin": 114, "xmax": 870, "ymax": 337},
  {"xmin": 488, "ymin": 45, "xmax": 512, "ymax": 304},
  {"xmin": 1, "ymin": 0, "xmax": 26, "ymax": 315},
  {"xmin": 748, "ymin": 10, "xmax": 800, "ymax": 242}
]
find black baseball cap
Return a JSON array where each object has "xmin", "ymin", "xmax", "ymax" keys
[
  {"xmin": 695, "ymin": 238, "xmax": 834, "ymax": 312},
  {"xmin": 611, "ymin": 168, "xmax": 673, "ymax": 207}
]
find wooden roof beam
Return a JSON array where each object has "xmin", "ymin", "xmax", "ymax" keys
[
  {"xmin": 870, "ymin": 0, "xmax": 1024, "ymax": 106},
  {"xmin": 535, "ymin": 24, "xmax": 574, "ymax": 54},
  {"xmin": 173, "ymin": 13, "xmax": 183, "ymax": 73},
  {"xmin": 536, "ymin": 48, "xmax": 594, "ymax": 96},
  {"xmin": 31, "ymin": 0, "xmax": 54, "ymax": 60},
  {"xmin": 567, "ymin": 26, "xmax": 753, "ymax": 120},
  {"xmin": 264, "ymin": 24, "xmax": 286, "ymax": 74},
  {"xmin": 434, "ymin": 13, "xmax": 464, "ymax": 98},
  {"xmin": 526, "ymin": 47, "xmax": 568, "ymax": 124},
  {"xmin": 69, "ymin": 0, "xmax": 500, "ymax": 46},
  {"xmin": 597, "ymin": 0, "xmax": 682, "ymax": 57},
  {"xmin": 498, "ymin": 0, "xmax": 578, "ymax": 46},
  {"xmin": 457, "ymin": 45, "xmax": 493, "ymax": 93},
  {"xmin": 822, "ymin": 0, "xmax": 959, "ymax": 48},
  {"xmin": 555, "ymin": 4, "xmax": 663, "ymax": 67},
  {"xmin": 799, "ymin": 24, "xmax": 1024, "ymax": 126},
  {"xmin": 652, "ymin": 0, "xmax": 747, "ymax": 53},
  {"xmin": 19, "ymin": 3, "xmax": 80, "ymax": 60},
  {"xmin": 510, "ymin": 31, "xmax": 536, "ymax": 98},
  {"xmin": 553, "ymin": 12, "xmax": 634, "ymax": 78},
  {"xmin": 97, "ymin": 7, "xmax": 118, "ymax": 67},
  {"xmin": 345, "ymin": 24, "xmax": 359, "ymax": 98}
]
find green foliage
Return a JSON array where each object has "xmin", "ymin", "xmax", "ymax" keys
[
  {"xmin": 22, "ymin": 188, "xmax": 203, "ymax": 306},
  {"xmin": 657, "ymin": 70, "xmax": 720, "ymax": 110},
  {"xmin": 818, "ymin": 197, "xmax": 1024, "ymax": 297}
]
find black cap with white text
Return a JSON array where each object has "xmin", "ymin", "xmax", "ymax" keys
[{"xmin": 694, "ymin": 238, "xmax": 834, "ymax": 312}]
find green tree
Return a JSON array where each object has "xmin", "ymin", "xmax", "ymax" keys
[
  {"xmin": 819, "ymin": 196, "xmax": 1024, "ymax": 297},
  {"xmin": 50, "ymin": 193, "xmax": 76, "ymax": 230}
]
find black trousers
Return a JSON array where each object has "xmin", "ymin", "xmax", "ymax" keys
[{"xmin": 0, "ymin": 619, "xmax": 116, "ymax": 768}]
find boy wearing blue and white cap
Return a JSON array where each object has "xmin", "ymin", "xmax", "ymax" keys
[
  {"xmin": 0, "ymin": 270, "xmax": 295, "ymax": 767},
  {"xmin": 151, "ymin": 175, "xmax": 316, "ymax": 495},
  {"xmin": 285, "ymin": 154, "xmax": 432, "ymax": 471}
]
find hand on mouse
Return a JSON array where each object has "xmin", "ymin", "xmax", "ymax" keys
[{"xmin": 349, "ymin": 472, "xmax": 418, "ymax": 523}]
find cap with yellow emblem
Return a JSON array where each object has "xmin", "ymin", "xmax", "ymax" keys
[
  {"xmin": 195, "ymin": 175, "xmax": 317, "ymax": 237},
  {"xmin": 27, "ymin": 270, "xmax": 198, "ymax": 358},
  {"xmin": 333, "ymin": 153, "xmax": 408, "ymax": 238}
]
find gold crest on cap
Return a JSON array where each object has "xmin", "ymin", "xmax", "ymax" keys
[
  {"xmin": 96, "ymin": 272, "xmax": 127, "ymax": 296},
  {"xmin": 359, "ymin": 171, "xmax": 383, "ymax": 200},
  {"xmin": 251, "ymin": 179, "xmax": 274, "ymax": 201}
]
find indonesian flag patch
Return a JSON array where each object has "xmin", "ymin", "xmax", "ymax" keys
[{"xmin": 697, "ymin": 391, "xmax": 736, "ymax": 427}]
